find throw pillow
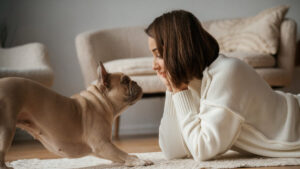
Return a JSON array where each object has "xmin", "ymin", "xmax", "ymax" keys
[{"xmin": 204, "ymin": 5, "xmax": 289, "ymax": 55}]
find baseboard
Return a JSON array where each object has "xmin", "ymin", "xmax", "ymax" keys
[{"xmin": 14, "ymin": 124, "xmax": 160, "ymax": 141}]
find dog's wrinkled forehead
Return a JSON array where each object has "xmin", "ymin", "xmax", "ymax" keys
[
  {"xmin": 117, "ymin": 72, "xmax": 131, "ymax": 80},
  {"xmin": 106, "ymin": 73, "xmax": 132, "ymax": 87},
  {"xmin": 110, "ymin": 73, "xmax": 125, "ymax": 82}
]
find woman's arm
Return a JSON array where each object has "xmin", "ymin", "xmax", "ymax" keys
[
  {"xmin": 159, "ymin": 91, "xmax": 190, "ymax": 159},
  {"xmin": 172, "ymin": 90, "xmax": 244, "ymax": 161}
]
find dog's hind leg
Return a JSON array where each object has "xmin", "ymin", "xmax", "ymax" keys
[
  {"xmin": 0, "ymin": 127, "xmax": 15, "ymax": 169},
  {"xmin": 0, "ymin": 101, "xmax": 16, "ymax": 169}
]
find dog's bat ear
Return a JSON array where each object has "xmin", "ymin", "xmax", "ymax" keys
[{"xmin": 97, "ymin": 61, "xmax": 109, "ymax": 87}]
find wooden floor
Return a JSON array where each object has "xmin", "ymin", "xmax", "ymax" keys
[{"xmin": 6, "ymin": 135, "xmax": 300, "ymax": 169}]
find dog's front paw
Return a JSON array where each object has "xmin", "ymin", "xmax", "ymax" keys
[{"xmin": 125, "ymin": 155, "xmax": 153, "ymax": 167}]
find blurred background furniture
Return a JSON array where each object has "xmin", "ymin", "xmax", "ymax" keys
[
  {"xmin": 75, "ymin": 6, "xmax": 297, "ymax": 139},
  {"xmin": 0, "ymin": 43, "xmax": 54, "ymax": 87},
  {"xmin": 75, "ymin": 26, "xmax": 165, "ymax": 94}
]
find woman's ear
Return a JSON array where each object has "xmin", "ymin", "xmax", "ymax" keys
[{"xmin": 97, "ymin": 61, "xmax": 109, "ymax": 88}]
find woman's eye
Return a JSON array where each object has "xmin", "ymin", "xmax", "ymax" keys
[
  {"xmin": 154, "ymin": 51, "xmax": 162, "ymax": 58},
  {"xmin": 156, "ymin": 53, "xmax": 162, "ymax": 58}
]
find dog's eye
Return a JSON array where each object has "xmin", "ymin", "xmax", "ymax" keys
[{"xmin": 121, "ymin": 76, "xmax": 130, "ymax": 84}]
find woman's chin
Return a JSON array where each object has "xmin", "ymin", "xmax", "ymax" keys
[{"xmin": 159, "ymin": 72, "xmax": 166, "ymax": 77}]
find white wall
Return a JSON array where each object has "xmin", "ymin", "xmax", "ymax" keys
[{"xmin": 2, "ymin": 0, "xmax": 300, "ymax": 138}]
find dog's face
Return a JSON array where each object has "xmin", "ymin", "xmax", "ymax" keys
[{"xmin": 96, "ymin": 62, "xmax": 143, "ymax": 106}]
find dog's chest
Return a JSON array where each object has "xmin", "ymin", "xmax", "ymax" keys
[{"xmin": 39, "ymin": 138, "xmax": 92, "ymax": 158}]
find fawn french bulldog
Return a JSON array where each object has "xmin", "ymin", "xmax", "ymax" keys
[{"xmin": 0, "ymin": 62, "xmax": 153, "ymax": 169}]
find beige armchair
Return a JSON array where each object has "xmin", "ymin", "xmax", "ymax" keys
[
  {"xmin": 75, "ymin": 26, "xmax": 165, "ymax": 94},
  {"xmin": 76, "ymin": 27, "xmax": 166, "ymax": 139}
]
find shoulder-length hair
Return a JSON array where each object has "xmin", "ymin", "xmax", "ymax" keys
[{"xmin": 145, "ymin": 10, "xmax": 219, "ymax": 87}]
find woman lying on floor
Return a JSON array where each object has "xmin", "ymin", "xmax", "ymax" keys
[{"xmin": 145, "ymin": 9, "xmax": 300, "ymax": 161}]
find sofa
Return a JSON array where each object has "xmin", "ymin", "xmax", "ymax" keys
[{"xmin": 75, "ymin": 5, "xmax": 297, "ymax": 137}]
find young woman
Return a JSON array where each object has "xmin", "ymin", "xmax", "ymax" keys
[{"xmin": 145, "ymin": 10, "xmax": 300, "ymax": 161}]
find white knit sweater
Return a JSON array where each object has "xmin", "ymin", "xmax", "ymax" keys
[{"xmin": 159, "ymin": 54, "xmax": 300, "ymax": 161}]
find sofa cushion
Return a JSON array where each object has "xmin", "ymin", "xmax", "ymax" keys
[
  {"xmin": 104, "ymin": 57, "xmax": 155, "ymax": 76},
  {"xmin": 130, "ymin": 75, "xmax": 166, "ymax": 93},
  {"xmin": 203, "ymin": 5, "xmax": 289, "ymax": 55},
  {"xmin": 223, "ymin": 52, "xmax": 276, "ymax": 68}
]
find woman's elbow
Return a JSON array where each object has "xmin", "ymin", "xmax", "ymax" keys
[
  {"xmin": 190, "ymin": 149, "xmax": 215, "ymax": 161},
  {"xmin": 159, "ymin": 138, "xmax": 187, "ymax": 160}
]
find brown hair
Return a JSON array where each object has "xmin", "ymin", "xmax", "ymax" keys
[{"xmin": 145, "ymin": 10, "xmax": 219, "ymax": 87}]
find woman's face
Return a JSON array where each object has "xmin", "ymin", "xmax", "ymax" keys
[{"xmin": 148, "ymin": 37, "xmax": 167, "ymax": 77}]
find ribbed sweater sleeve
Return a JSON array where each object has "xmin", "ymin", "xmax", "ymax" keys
[
  {"xmin": 172, "ymin": 89, "xmax": 243, "ymax": 161},
  {"xmin": 158, "ymin": 91, "xmax": 190, "ymax": 159}
]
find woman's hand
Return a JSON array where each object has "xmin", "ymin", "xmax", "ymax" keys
[
  {"xmin": 156, "ymin": 71, "xmax": 189, "ymax": 93},
  {"xmin": 157, "ymin": 72, "xmax": 173, "ymax": 92},
  {"xmin": 166, "ymin": 73, "xmax": 188, "ymax": 93},
  {"xmin": 170, "ymin": 83, "xmax": 188, "ymax": 93}
]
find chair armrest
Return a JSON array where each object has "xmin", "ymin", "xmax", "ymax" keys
[
  {"xmin": 75, "ymin": 31, "xmax": 98, "ymax": 87},
  {"xmin": 276, "ymin": 18, "xmax": 297, "ymax": 84}
]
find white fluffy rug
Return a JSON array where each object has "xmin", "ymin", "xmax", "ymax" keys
[{"xmin": 7, "ymin": 151, "xmax": 300, "ymax": 169}]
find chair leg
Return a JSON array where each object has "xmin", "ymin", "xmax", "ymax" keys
[{"xmin": 114, "ymin": 116, "xmax": 120, "ymax": 140}]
